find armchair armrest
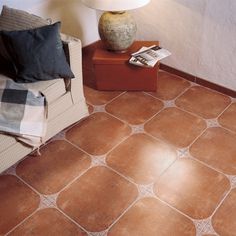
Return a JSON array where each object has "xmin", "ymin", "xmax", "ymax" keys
[{"xmin": 60, "ymin": 33, "xmax": 85, "ymax": 104}]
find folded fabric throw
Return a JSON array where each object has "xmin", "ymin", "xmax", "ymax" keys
[{"xmin": 0, "ymin": 79, "xmax": 47, "ymax": 147}]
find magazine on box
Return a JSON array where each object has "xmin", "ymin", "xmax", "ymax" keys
[{"xmin": 129, "ymin": 45, "xmax": 171, "ymax": 67}]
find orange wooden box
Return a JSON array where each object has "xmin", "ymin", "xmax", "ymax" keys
[{"xmin": 92, "ymin": 41, "xmax": 159, "ymax": 91}]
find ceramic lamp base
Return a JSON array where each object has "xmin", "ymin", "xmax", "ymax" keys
[{"xmin": 98, "ymin": 11, "xmax": 137, "ymax": 53}]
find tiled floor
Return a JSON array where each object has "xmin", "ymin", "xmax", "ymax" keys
[{"xmin": 1, "ymin": 70, "xmax": 236, "ymax": 235}]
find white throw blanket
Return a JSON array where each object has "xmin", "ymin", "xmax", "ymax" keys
[{"xmin": 0, "ymin": 78, "xmax": 47, "ymax": 147}]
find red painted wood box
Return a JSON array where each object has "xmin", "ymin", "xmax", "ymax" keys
[{"xmin": 92, "ymin": 41, "xmax": 159, "ymax": 91}]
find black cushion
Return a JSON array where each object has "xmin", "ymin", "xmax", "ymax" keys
[{"xmin": 1, "ymin": 22, "xmax": 74, "ymax": 83}]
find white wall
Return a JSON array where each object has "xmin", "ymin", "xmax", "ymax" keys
[
  {"xmin": 0, "ymin": 0, "xmax": 99, "ymax": 46},
  {"xmin": 133, "ymin": 0, "xmax": 236, "ymax": 90},
  {"xmin": 1, "ymin": 0, "xmax": 235, "ymax": 90}
]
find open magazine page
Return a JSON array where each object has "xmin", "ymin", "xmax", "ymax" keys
[{"xmin": 129, "ymin": 45, "xmax": 171, "ymax": 67}]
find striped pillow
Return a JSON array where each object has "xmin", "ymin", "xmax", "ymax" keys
[{"xmin": 0, "ymin": 5, "xmax": 50, "ymax": 31}]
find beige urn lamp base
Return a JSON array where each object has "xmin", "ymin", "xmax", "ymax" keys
[
  {"xmin": 81, "ymin": 0, "xmax": 150, "ymax": 53},
  {"xmin": 98, "ymin": 11, "xmax": 137, "ymax": 53}
]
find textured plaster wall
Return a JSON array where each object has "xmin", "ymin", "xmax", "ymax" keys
[
  {"xmin": 0, "ymin": 0, "xmax": 99, "ymax": 46},
  {"xmin": 133, "ymin": 0, "xmax": 236, "ymax": 90}
]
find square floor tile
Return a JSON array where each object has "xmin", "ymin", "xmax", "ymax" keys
[
  {"xmin": 57, "ymin": 166, "xmax": 138, "ymax": 232},
  {"xmin": 0, "ymin": 175, "xmax": 40, "ymax": 235},
  {"xmin": 105, "ymin": 92, "xmax": 163, "ymax": 125},
  {"xmin": 145, "ymin": 107, "xmax": 206, "ymax": 148},
  {"xmin": 218, "ymin": 102, "xmax": 236, "ymax": 132},
  {"xmin": 106, "ymin": 133, "xmax": 177, "ymax": 184},
  {"xmin": 212, "ymin": 189, "xmax": 236, "ymax": 236},
  {"xmin": 84, "ymin": 85, "xmax": 122, "ymax": 105},
  {"xmin": 154, "ymin": 159, "xmax": 230, "ymax": 219},
  {"xmin": 190, "ymin": 127, "xmax": 236, "ymax": 175},
  {"xmin": 9, "ymin": 208, "xmax": 86, "ymax": 236},
  {"xmin": 175, "ymin": 86, "xmax": 231, "ymax": 119},
  {"xmin": 108, "ymin": 197, "xmax": 196, "ymax": 236},
  {"xmin": 16, "ymin": 140, "xmax": 91, "ymax": 195},
  {"xmin": 66, "ymin": 113, "xmax": 131, "ymax": 155},
  {"xmin": 149, "ymin": 71, "xmax": 191, "ymax": 100}
]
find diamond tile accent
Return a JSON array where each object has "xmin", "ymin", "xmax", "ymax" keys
[
  {"xmin": 145, "ymin": 107, "xmax": 206, "ymax": 148},
  {"xmin": 190, "ymin": 127, "xmax": 236, "ymax": 175},
  {"xmin": 93, "ymin": 105, "xmax": 106, "ymax": 113},
  {"xmin": 177, "ymin": 148, "xmax": 190, "ymax": 158},
  {"xmin": 138, "ymin": 184, "xmax": 155, "ymax": 198},
  {"xmin": 154, "ymin": 159, "xmax": 230, "ymax": 219},
  {"xmin": 91, "ymin": 155, "xmax": 107, "ymax": 167},
  {"xmin": 227, "ymin": 175, "xmax": 236, "ymax": 189},
  {"xmin": 57, "ymin": 166, "xmax": 138, "ymax": 232},
  {"xmin": 39, "ymin": 194, "xmax": 58, "ymax": 209},
  {"xmin": 176, "ymin": 86, "xmax": 231, "ymax": 119},
  {"xmin": 84, "ymin": 85, "xmax": 122, "ymax": 105},
  {"xmin": 16, "ymin": 140, "xmax": 91, "ymax": 194},
  {"xmin": 206, "ymin": 119, "xmax": 219, "ymax": 128},
  {"xmin": 218, "ymin": 103, "xmax": 236, "ymax": 132},
  {"xmin": 212, "ymin": 189, "xmax": 236, "ymax": 235},
  {"xmin": 106, "ymin": 134, "xmax": 177, "ymax": 184},
  {"xmin": 130, "ymin": 124, "xmax": 144, "ymax": 134},
  {"xmin": 194, "ymin": 218, "xmax": 216, "ymax": 235},
  {"xmin": 148, "ymin": 71, "xmax": 191, "ymax": 100},
  {"xmin": 163, "ymin": 99, "xmax": 176, "ymax": 108},
  {"xmin": 108, "ymin": 197, "xmax": 196, "ymax": 235},
  {"xmin": 89, "ymin": 230, "xmax": 108, "ymax": 236},
  {"xmin": 51, "ymin": 131, "xmax": 66, "ymax": 141},
  {"xmin": 105, "ymin": 92, "xmax": 163, "ymax": 125},
  {"xmin": 0, "ymin": 175, "xmax": 40, "ymax": 235},
  {"xmin": 66, "ymin": 113, "xmax": 131, "ymax": 155},
  {"xmin": 9, "ymin": 208, "xmax": 86, "ymax": 236}
]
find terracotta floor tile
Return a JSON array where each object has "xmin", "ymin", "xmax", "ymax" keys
[
  {"xmin": 105, "ymin": 92, "xmax": 163, "ymax": 125},
  {"xmin": 149, "ymin": 71, "xmax": 191, "ymax": 100},
  {"xmin": 66, "ymin": 112, "xmax": 131, "ymax": 155},
  {"xmin": 190, "ymin": 127, "xmax": 236, "ymax": 175},
  {"xmin": 0, "ymin": 175, "xmax": 40, "ymax": 235},
  {"xmin": 84, "ymin": 85, "xmax": 122, "ymax": 105},
  {"xmin": 9, "ymin": 208, "xmax": 86, "ymax": 236},
  {"xmin": 106, "ymin": 133, "xmax": 177, "ymax": 184},
  {"xmin": 218, "ymin": 102, "xmax": 236, "ymax": 132},
  {"xmin": 154, "ymin": 159, "xmax": 230, "ymax": 219},
  {"xmin": 212, "ymin": 189, "xmax": 236, "ymax": 236},
  {"xmin": 57, "ymin": 166, "xmax": 138, "ymax": 232},
  {"xmin": 108, "ymin": 197, "xmax": 196, "ymax": 236},
  {"xmin": 145, "ymin": 107, "xmax": 206, "ymax": 148},
  {"xmin": 16, "ymin": 140, "xmax": 91, "ymax": 195},
  {"xmin": 175, "ymin": 86, "xmax": 231, "ymax": 119}
]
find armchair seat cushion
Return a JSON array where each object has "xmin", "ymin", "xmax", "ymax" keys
[
  {"xmin": 0, "ymin": 134, "xmax": 17, "ymax": 153},
  {"xmin": 0, "ymin": 74, "xmax": 66, "ymax": 104},
  {"xmin": 23, "ymin": 78, "xmax": 67, "ymax": 104}
]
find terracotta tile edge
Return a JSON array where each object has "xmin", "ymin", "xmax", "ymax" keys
[{"xmin": 160, "ymin": 63, "xmax": 236, "ymax": 98}]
